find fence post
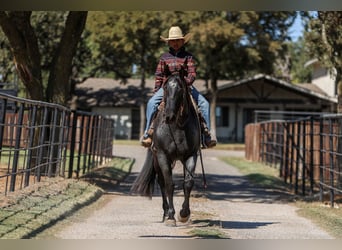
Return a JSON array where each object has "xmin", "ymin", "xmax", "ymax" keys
[
  {"xmin": 0, "ymin": 98, "xmax": 7, "ymax": 159},
  {"xmin": 36, "ymin": 106, "xmax": 49, "ymax": 182},
  {"xmin": 295, "ymin": 121, "xmax": 301, "ymax": 195},
  {"xmin": 302, "ymin": 120, "xmax": 306, "ymax": 196},
  {"xmin": 328, "ymin": 118, "xmax": 335, "ymax": 207},
  {"xmin": 68, "ymin": 111, "xmax": 78, "ymax": 178},
  {"xmin": 10, "ymin": 103, "xmax": 25, "ymax": 192},
  {"xmin": 56, "ymin": 109, "xmax": 68, "ymax": 177},
  {"xmin": 88, "ymin": 115, "xmax": 94, "ymax": 168},
  {"xmin": 47, "ymin": 107, "xmax": 59, "ymax": 177},
  {"xmin": 283, "ymin": 122, "xmax": 290, "ymax": 183},
  {"xmin": 290, "ymin": 122, "xmax": 295, "ymax": 185},
  {"xmin": 25, "ymin": 105, "xmax": 37, "ymax": 187},
  {"xmin": 309, "ymin": 116, "xmax": 314, "ymax": 194},
  {"xmin": 76, "ymin": 113, "xmax": 85, "ymax": 176},
  {"xmin": 82, "ymin": 115, "xmax": 90, "ymax": 174},
  {"xmin": 319, "ymin": 118, "xmax": 324, "ymax": 202}
]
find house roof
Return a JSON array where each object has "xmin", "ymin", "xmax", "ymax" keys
[
  {"xmin": 75, "ymin": 74, "xmax": 337, "ymax": 109},
  {"xmin": 75, "ymin": 77, "xmax": 229, "ymax": 108},
  {"xmin": 212, "ymin": 74, "xmax": 337, "ymax": 104},
  {"xmin": 75, "ymin": 78, "xmax": 153, "ymax": 108}
]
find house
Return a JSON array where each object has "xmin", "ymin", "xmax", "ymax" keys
[
  {"xmin": 207, "ymin": 74, "xmax": 337, "ymax": 142},
  {"xmin": 75, "ymin": 74, "xmax": 337, "ymax": 142},
  {"xmin": 0, "ymin": 82, "xmax": 18, "ymax": 113},
  {"xmin": 304, "ymin": 58, "xmax": 337, "ymax": 97}
]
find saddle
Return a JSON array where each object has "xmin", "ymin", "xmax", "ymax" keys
[{"xmin": 147, "ymin": 93, "xmax": 210, "ymax": 146}]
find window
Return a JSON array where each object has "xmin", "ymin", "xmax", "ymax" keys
[{"xmin": 216, "ymin": 106, "xmax": 229, "ymax": 126}]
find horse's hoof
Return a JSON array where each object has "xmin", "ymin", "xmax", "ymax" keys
[
  {"xmin": 164, "ymin": 219, "xmax": 177, "ymax": 227},
  {"xmin": 161, "ymin": 215, "xmax": 168, "ymax": 223},
  {"xmin": 177, "ymin": 213, "xmax": 190, "ymax": 223}
]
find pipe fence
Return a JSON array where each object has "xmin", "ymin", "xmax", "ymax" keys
[
  {"xmin": 245, "ymin": 112, "xmax": 342, "ymax": 207},
  {"xmin": 0, "ymin": 92, "xmax": 115, "ymax": 195}
]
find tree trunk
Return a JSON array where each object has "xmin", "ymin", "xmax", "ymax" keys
[
  {"xmin": 46, "ymin": 11, "xmax": 88, "ymax": 105},
  {"xmin": 0, "ymin": 11, "xmax": 44, "ymax": 101}
]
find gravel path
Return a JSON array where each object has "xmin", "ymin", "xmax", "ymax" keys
[{"xmin": 55, "ymin": 144, "xmax": 333, "ymax": 239}]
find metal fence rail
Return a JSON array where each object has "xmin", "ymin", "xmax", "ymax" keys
[
  {"xmin": 0, "ymin": 92, "xmax": 115, "ymax": 195},
  {"xmin": 245, "ymin": 113, "xmax": 342, "ymax": 207}
]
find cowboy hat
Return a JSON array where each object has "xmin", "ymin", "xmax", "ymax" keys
[{"xmin": 160, "ymin": 26, "xmax": 192, "ymax": 43}]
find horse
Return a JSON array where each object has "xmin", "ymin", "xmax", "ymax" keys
[{"xmin": 131, "ymin": 62, "xmax": 201, "ymax": 226}]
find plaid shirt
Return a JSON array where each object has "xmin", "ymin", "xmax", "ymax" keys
[{"xmin": 154, "ymin": 46, "xmax": 196, "ymax": 93}]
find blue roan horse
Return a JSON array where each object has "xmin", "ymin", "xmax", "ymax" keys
[{"xmin": 131, "ymin": 63, "xmax": 201, "ymax": 226}]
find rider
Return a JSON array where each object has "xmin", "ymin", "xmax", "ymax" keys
[{"xmin": 141, "ymin": 26, "xmax": 217, "ymax": 148}]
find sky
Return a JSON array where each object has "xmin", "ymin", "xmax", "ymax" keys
[{"xmin": 288, "ymin": 14, "xmax": 304, "ymax": 41}]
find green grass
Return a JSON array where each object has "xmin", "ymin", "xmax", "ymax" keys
[
  {"xmin": 188, "ymin": 227, "xmax": 228, "ymax": 239},
  {"xmin": 221, "ymin": 157, "xmax": 287, "ymax": 191},
  {"xmin": 295, "ymin": 201, "xmax": 342, "ymax": 238},
  {"xmin": 113, "ymin": 139, "xmax": 245, "ymax": 151},
  {"xmin": 187, "ymin": 211, "xmax": 229, "ymax": 239},
  {"xmin": 0, "ymin": 156, "xmax": 134, "ymax": 239}
]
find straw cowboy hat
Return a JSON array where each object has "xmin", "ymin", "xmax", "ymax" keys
[{"xmin": 160, "ymin": 26, "xmax": 192, "ymax": 43}]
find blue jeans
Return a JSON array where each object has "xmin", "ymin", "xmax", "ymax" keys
[{"xmin": 143, "ymin": 86, "xmax": 210, "ymax": 137}]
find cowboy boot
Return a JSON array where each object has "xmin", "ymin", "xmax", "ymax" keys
[
  {"xmin": 203, "ymin": 127, "xmax": 217, "ymax": 148},
  {"xmin": 197, "ymin": 112, "xmax": 217, "ymax": 148},
  {"xmin": 141, "ymin": 128, "xmax": 153, "ymax": 147}
]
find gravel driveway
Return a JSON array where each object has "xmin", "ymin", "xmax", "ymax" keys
[{"xmin": 54, "ymin": 144, "xmax": 333, "ymax": 239}]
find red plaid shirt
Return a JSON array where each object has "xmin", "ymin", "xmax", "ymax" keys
[{"xmin": 154, "ymin": 46, "xmax": 196, "ymax": 93}]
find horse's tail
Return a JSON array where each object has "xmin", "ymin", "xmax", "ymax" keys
[{"xmin": 130, "ymin": 148, "xmax": 156, "ymax": 198}]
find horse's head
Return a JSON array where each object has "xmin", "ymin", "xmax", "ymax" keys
[
  {"xmin": 163, "ymin": 74, "xmax": 185, "ymax": 124},
  {"xmin": 163, "ymin": 63, "xmax": 188, "ymax": 124}
]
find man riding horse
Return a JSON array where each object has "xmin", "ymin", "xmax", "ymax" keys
[{"xmin": 141, "ymin": 26, "xmax": 217, "ymax": 148}]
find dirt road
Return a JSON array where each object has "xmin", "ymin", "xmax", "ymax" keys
[{"xmin": 52, "ymin": 144, "xmax": 332, "ymax": 239}]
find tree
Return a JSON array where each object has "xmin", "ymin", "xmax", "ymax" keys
[
  {"xmin": 285, "ymin": 38, "xmax": 312, "ymax": 84},
  {"xmin": 187, "ymin": 11, "xmax": 297, "ymax": 136},
  {"xmin": 0, "ymin": 31, "xmax": 15, "ymax": 83},
  {"xmin": 0, "ymin": 11, "xmax": 87, "ymax": 105},
  {"xmin": 0, "ymin": 11, "xmax": 88, "ymax": 173},
  {"xmin": 304, "ymin": 11, "xmax": 342, "ymax": 112},
  {"xmin": 86, "ymin": 11, "xmax": 174, "ymax": 136}
]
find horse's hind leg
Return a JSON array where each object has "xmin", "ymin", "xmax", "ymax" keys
[{"xmin": 178, "ymin": 155, "xmax": 197, "ymax": 223}]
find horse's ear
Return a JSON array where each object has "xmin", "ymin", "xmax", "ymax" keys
[
  {"xmin": 180, "ymin": 58, "xmax": 188, "ymax": 79},
  {"xmin": 163, "ymin": 62, "xmax": 171, "ymax": 77},
  {"xmin": 183, "ymin": 58, "xmax": 188, "ymax": 69}
]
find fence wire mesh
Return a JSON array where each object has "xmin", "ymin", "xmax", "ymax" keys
[
  {"xmin": 245, "ymin": 111, "xmax": 342, "ymax": 207},
  {"xmin": 0, "ymin": 93, "xmax": 115, "ymax": 195}
]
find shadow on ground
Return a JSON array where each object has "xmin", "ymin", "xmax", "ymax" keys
[{"xmin": 123, "ymin": 170, "xmax": 293, "ymax": 204}]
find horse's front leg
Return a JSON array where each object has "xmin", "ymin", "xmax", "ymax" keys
[
  {"xmin": 158, "ymin": 154, "xmax": 176, "ymax": 226},
  {"xmin": 156, "ymin": 169, "xmax": 169, "ymax": 222},
  {"xmin": 178, "ymin": 154, "xmax": 197, "ymax": 223}
]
